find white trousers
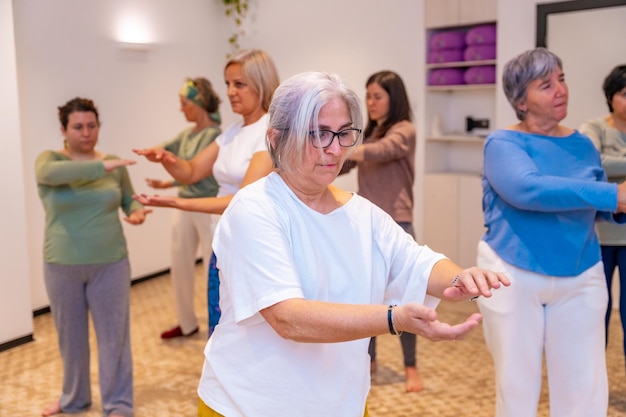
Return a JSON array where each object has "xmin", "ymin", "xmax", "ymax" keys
[
  {"xmin": 170, "ymin": 209, "xmax": 217, "ymax": 333},
  {"xmin": 476, "ymin": 241, "xmax": 608, "ymax": 417}
]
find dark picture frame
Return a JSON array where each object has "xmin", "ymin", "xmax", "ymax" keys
[{"xmin": 536, "ymin": 0, "xmax": 626, "ymax": 47}]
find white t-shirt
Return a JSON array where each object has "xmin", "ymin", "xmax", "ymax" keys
[
  {"xmin": 213, "ymin": 113, "xmax": 269, "ymax": 197},
  {"xmin": 197, "ymin": 172, "xmax": 445, "ymax": 417}
]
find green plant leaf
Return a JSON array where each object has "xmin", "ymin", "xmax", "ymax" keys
[{"xmin": 222, "ymin": 0, "xmax": 248, "ymax": 56}]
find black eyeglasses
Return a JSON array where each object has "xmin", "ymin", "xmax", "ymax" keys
[{"xmin": 308, "ymin": 128, "xmax": 362, "ymax": 149}]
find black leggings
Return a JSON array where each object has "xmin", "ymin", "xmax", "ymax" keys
[
  {"xmin": 368, "ymin": 332, "xmax": 416, "ymax": 367},
  {"xmin": 601, "ymin": 245, "xmax": 626, "ymax": 359},
  {"xmin": 367, "ymin": 221, "xmax": 418, "ymax": 368}
]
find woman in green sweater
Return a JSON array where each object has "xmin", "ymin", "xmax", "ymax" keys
[
  {"xmin": 144, "ymin": 78, "xmax": 222, "ymax": 340},
  {"xmin": 37, "ymin": 97, "xmax": 151, "ymax": 417}
]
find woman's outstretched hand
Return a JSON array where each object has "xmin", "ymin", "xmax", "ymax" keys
[
  {"xmin": 145, "ymin": 178, "xmax": 174, "ymax": 189},
  {"xmin": 123, "ymin": 208, "xmax": 153, "ymax": 225},
  {"xmin": 133, "ymin": 193, "xmax": 180, "ymax": 209},
  {"xmin": 132, "ymin": 148, "xmax": 177, "ymax": 164},
  {"xmin": 617, "ymin": 181, "xmax": 626, "ymax": 213},
  {"xmin": 443, "ymin": 267, "xmax": 510, "ymax": 302},
  {"xmin": 392, "ymin": 303, "xmax": 482, "ymax": 342}
]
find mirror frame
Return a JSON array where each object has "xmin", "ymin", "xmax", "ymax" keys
[{"xmin": 536, "ymin": 0, "xmax": 626, "ymax": 48}]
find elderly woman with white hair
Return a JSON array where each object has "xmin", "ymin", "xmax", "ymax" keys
[
  {"xmin": 476, "ymin": 47, "xmax": 626, "ymax": 417},
  {"xmin": 195, "ymin": 71, "xmax": 510, "ymax": 417}
]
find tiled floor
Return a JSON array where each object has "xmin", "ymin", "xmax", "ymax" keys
[{"xmin": 1, "ymin": 265, "xmax": 626, "ymax": 416}]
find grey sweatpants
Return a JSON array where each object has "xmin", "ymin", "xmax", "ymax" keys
[{"xmin": 44, "ymin": 258, "xmax": 133, "ymax": 417}]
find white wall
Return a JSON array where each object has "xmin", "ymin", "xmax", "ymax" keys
[
  {"xmin": 546, "ymin": 6, "xmax": 626, "ymax": 128},
  {"xmin": 495, "ymin": 0, "xmax": 541, "ymax": 129},
  {"xmin": 13, "ymin": 0, "xmax": 230, "ymax": 312},
  {"xmin": 0, "ymin": 0, "xmax": 33, "ymax": 344},
  {"xmin": 493, "ymin": 0, "xmax": 624, "ymax": 129},
  {"xmin": 238, "ymin": 0, "xmax": 424, "ymax": 223},
  {"xmin": 4, "ymin": 0, "xmax": 424, "ymax": 345}
]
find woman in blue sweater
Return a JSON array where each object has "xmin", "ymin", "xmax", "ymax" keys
[{"xmin": 477, "ymin": 48, "xmax": 626, "ymax": 417}]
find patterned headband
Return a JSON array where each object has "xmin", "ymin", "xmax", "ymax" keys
[
  {"xmin": 180, "ymin": 80, "xmax": 204, "ymax": 109},
  {"xmin": 180, "ymin": 80, "xmax": 221, "ymax": 124}
]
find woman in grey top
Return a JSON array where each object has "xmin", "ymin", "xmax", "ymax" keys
[{"xmin": 580, "ymin": 64, "xmax": 626, "ymax": 359}]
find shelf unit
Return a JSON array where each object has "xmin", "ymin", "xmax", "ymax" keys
[
  {"xmin": 424, "ymin": 85, "xmax": 494, "ymax": 174},
  {"xmin": 427, "ymin": 135, "xmax": 487, "ymax": 142},
  {"xmin": 420, "ymin": 0, "xmax": 496, "ymax": 267},
  {"xmin": 424, "ymin": 137, "xmax": 485, "ymax": 175}
]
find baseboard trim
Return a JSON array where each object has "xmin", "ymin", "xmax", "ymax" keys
[
  {"xmin": 130, "ymin": 258, "xmax": 201, "ymax": 287},
  {"xmin": 30, "ymin": 259, "xmax": 203, "ymax": 318},
  {"xmin": 29, "ymin": 271, "xmax": 169, "ymax": 319},
  {"xmin": 130, "ymin": 267, "xmax": 171, "ymax": 287},
  {"xmin": 33, "ymin": 306, "xmax": 50, "ymax": 316},
  {"xmin": 3, "ymin": 260, "xmax": 202, "ymax": 353},
  {"xmin": 0, "ymin": 334, "xmax": 34, "ymax": 353}
]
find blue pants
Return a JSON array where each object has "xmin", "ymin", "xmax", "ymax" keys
[
  {"xmin": 601, "ymin": 245, "xmax": 626, "ymax": 357},
  {"xmin": 207, "ymin": 252, "xmax": 221, "ymax": 336}
]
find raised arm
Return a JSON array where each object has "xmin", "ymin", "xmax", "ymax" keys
[
  {"xmin": 36, "ymin": 151, "xmax": 135, "ymax": 186},
  {"xmin": 484, "ymin": 136, "xmax": 618, "ymax": 213},
  {"xmin": 260, "ymin": 260, "xmax": 509, "ymax": 345},
  {"xmin": 133, "ymin": 150, "xmax": 273, "ymax": 214},
  {"xmin": 133, "ymin": 140, "xmax": 219, "ymax": 185},
  {"xmin": 425, "ymin": 258, "xmax": 510, "ymax": 301},
  {"xmin": 347, "ymin": 122, "xmax": 414, "ymax": 163},
  {"xmin": 260, "ymin": 297, "xmax": 482, "ymax": 343},
  {"xmin": 116, "ymin": 163, "xmax": 152, "ymax": 225}
]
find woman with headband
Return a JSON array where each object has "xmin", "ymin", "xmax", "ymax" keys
[{"xmin": 144, "ymin": 77, "xmax": 222, "ymax": 339}]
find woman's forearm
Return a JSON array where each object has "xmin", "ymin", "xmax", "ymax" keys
[
  {"xmin": 176, "ymin": 195, "xmax": 233, "ymax": 214},
  {"xmin": 162, "ymin": 157, "xmax": 197, "ymax": 184},
  {"xmin": 261, "ymin": 299, "xmax": 390, "ymax": 343},
  {"xmin": 426, "ymin": 259, "xmax": 463, "ymax": 298}
]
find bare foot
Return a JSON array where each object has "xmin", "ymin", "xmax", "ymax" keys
[
  {"xmin": 405, "ymin": 366, "xmax": 424, "ymax": 393},
  {"xmin": 370, "ymin": 360, "xmax": 377, "ymax": 374},
  {"xmin": 42, "ymin": 401, "xmax": 61, "ymax": 417}
]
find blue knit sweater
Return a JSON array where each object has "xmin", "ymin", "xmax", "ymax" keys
[{"xmin": 482, "ymin": 128, "xmax": 626, "ymax": 276}]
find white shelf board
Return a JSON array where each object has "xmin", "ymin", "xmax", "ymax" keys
[
  {"xmin": 426, "ymin": 135, "xmax": 486, "ymax": 143},
  {"xmin": 426, "ymin": 59, "xmax": 496, "ymax": 69},
  {"xmin": 427, "ymin": 84, "xmax": 496, "ymax": 92}
]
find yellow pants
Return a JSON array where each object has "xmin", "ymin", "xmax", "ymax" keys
[
  {"xmin": 198, "ymin": 398, "xmax": 369, "ymax": 416},
  {"xmin": 198, "ymin": 397, "xmax": 224, "ymax": 416}
]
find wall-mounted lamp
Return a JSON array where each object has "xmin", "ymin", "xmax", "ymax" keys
[
  {"xmin": 115, "ymin": 8, "xmax": 155, "ymax": 52},
  {"xmin": 119, "ymin": 42, "xmax": 154, "ymax": 52}
]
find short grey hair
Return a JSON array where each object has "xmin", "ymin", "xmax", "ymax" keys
[
  {"xmin": 502, "ymin": 47, "xmax": 563, "ymax": 121},
  {"xmin": 267, "ymin": 72, "xmax": 363, "ymax": 173}
]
